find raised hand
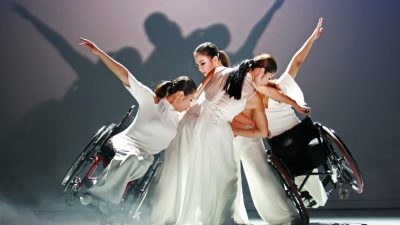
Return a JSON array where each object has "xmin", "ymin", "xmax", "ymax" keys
[
  {"xmin": 79, "ymin": 37, "xmax": 102, "ymax": 56},
  {"xmin": 11, "ymin": 2, "xmax": 31, "ymax": 19},
  {"xmin": 311, "ymin": 17, "xmax": 324, "ymax": 42}
]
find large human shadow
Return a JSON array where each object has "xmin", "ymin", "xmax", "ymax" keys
[
  {"xmin": 143, "ymin": 0, "xmax": 283, "ymax": 85},
  {"xmin": 184, "ymin": 0, "xmax": 284, "ymax": 72},
  {"xmin": 1, "ymin": 0, "xmax": 283, "ymax": 205},
  {"xmin": 1, "ymin": 3, "xmax": 144, "ymax": 203}
]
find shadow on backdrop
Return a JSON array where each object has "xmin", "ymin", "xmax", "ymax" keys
[{"xmin": 0, "ymin": 0, "xmax": 283, "ymax": 208}]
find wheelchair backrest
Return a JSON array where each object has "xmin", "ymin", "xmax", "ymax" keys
[
  {"xmin": 268, "ymin": 117, "xmax": 326, "ymax": 176},
  {"xmin": 116, "ymin": 105, "xmax": 137, "ymax": 133}
]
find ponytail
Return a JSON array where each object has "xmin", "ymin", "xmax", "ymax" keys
[
  {"xmin": 154, "ymin": 76, "xmax": 197, "ymax": 99},
  {"xmin": 218, "ymin": 50, "xmax": 231, "ymax": 67},
  {"xmin": 223, "ymin": 54, "xmax": 277, "ymax": 100},
  {"xmin": 154, "ymin": 81, "xmax": 174, "ymax": 99},
  {"xmin": 223, "ymin": 59, "xmax": 254, "ymax": 100},
  {"xmin": 194, "ymin": 42, "xmax": 231, "ymax": 68}
]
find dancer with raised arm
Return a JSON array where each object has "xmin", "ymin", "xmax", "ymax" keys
[
  {"xmin": 148, "ymin": 41, "xmax": 309, "ymax": 225},
  {"xmin": 232, "ymin": 18, "xmax": 325, "ymax": 225},
  {"xmin": 78, "ymin": 38, "xmax": 197, "ymax": 211}
]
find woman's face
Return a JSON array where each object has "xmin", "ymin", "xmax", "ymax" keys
[
  {"xmin": 253, "ymin": 68, "xmax": 276, "ymax": 86},
  {"xmin": 194, "ymin": 53, "xmax": 217, "ymax": 77},
  {"xmin": 173, "ymin": 92, "xmax": 196, "ymax": 112}
]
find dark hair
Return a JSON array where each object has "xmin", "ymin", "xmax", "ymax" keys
[
  {"xmin": 218, "ymin": 50, "xmax": 231, "ymax": 67},
  {"xmin": 223, "ymin": 53, "xmax": 277, "ymax": 100},
  {"xmin": 194, "ymin": 42, "xmax": 231, "ymax": 67},
  {"xmin": 154, "ymin": 76, "xmax": 197, "ymax": 99}
]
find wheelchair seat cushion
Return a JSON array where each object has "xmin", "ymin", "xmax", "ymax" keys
[{"xmin": 268, "ymin": 117, "xmax": 327, "ymax": 176}]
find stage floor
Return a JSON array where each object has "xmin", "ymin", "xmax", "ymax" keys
[
  {"xmin": 250, "ymin": 209, "xmax": 400, "ymax": 225},
  {"xmin": 1, "ymin": 205, "xmax": 399, "ymax": 225}
]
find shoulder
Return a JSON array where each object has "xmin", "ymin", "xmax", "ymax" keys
[
  {"xmin": 125, "ymin": 72, "xmax": 155, "ymax": 103},
  {"xmin": 242, "ymin": 74, "xmax": 255, "ymax": 95},
  {"xmin": 277, "ymin": 71, "xmax": 294, "ymax": 83},
  {"xmin": 247, "ymin": 92, "xmax": 265, "ymax": 109},
  {"xmin": 215, "ymin": 66, "xmax": 226, "ymax": 74},
  {"xmin": 215, "ymin": 66, "xmax": 233, "ymax": 77}
]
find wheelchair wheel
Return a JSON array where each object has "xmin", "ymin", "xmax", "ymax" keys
[
  {"xmin": 125, "ymin": 153, "xmax": 164, "ymax": 220},
  {"xmin": 61, "ymin": 125, "xmax": 107, "ymax": 188},
  {"xmin": 267, "ymin": 151, "xmax": 309, "ymax": 225},
  {"xmin": 102, "ymin": 153, "xmax": 164, "ymax": 225},
  {"xmin": 61, "ymin": 124, "xmax": 118, "ymax": 205},
  {"xmin": 321, "ymin": 126, "xmax": 364, "ymax": 194},
  {"xmin": 65, "ymin": 177, "xmax": 81, "ymax": 205}
]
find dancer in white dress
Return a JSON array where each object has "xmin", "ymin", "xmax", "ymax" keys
[
  {"xmin": 147, "ymin": 46, "xmax": 232, "ymax": 225},
  {"xmin": 148, "ymin": 42, "xmax": 309, "ymax": 225},
  {"xmin": 232, "ymin": 18, "xmax": 327, "ymax": 225},
  {"xmin": 77, "ymin": 38, "xmax": 197, "ymax": 208}
]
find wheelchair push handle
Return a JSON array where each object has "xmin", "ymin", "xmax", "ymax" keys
[{"xmin": 118, "ymin": 105, "xmax": 136, "ymax": 127}]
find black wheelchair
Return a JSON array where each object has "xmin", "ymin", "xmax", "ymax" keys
[
  {"xmin": 61, "ymin": 105, "xmax": 164, "ymax": 225},
  {"xmin": 266, "ymin": 116, "xmax": 364, "ymax": 225}
]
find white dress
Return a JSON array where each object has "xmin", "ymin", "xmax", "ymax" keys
[
  {"xmin": 149, "ymin": 67, "xmax": 255, "ymax": 225},
  {"xmin": 89, "ymin": 72, "xmax": 179, "ymax": 204},
  {"xmin": 233, "ymin": 72, "xmax": 327, "ymax": 224},
  {"xmin": 148, "ymin": 100, "xmax": 202, "ymax": 225}
]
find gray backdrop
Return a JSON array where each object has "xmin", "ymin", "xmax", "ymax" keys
[{"xmin": 1, "ymin": 0, "xmax": 399, "ymax": 213}]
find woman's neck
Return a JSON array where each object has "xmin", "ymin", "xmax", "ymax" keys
[
  {"xmin": 248, "ymin": 70, "xmax": 256, "ymax": 81},
  {"xmin": 202, "ymin": 68, "xmax": 216, "ymax": 86},
  {"xmin": 194, "ymin": 68, "xmax": 216, "ymax": 100}
]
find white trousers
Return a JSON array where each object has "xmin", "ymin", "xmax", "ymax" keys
[
  {"xmin": 295, "ymin": 169, "xmax": 328, "ymax": 207},
  {"xmin": 234, "ymin": 136, "xmax": 298, "ymax": 225},
  {"xmin": 89, "ymin": 147, "xmax": 154, "ymax": 205}
]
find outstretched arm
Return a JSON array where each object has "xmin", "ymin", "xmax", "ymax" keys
[
  {"xmin": 79, "ymin": 38, "xmax": 129, "ymax": 86},
  {"xmin": 286, "ymin": 17, "xmax": 324, "ymax": 79},
  {"xmin": 255, "ymin": 85, "xmax": 310, "ymax": 115}
]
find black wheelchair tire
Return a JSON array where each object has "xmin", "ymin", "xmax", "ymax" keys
[
  {"xmin": 267, "ymin": 151, "xmax": 309, "ymax": 225},
  {"xmin": 65, "ymin": 179, "xmax": 81, "ymax": 205},
  {"xmin": 62, "ymin": 123, "xmax": 117, "ymax": 191},
  {"xmin": 321, "ymin": 126, "xmax": 364, "ymax": 194},
  {"xmin": 61, "ymin": 125, "xmax": 107, "ymax": 188}
]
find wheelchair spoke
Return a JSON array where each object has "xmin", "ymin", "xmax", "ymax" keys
[
  {"xmin": 267, "ymin": 151, "xmax": 310, "ymax": 225},
  {"xmin": 321, "ymin": 126, "xmax": 364, "ymax": 193}
]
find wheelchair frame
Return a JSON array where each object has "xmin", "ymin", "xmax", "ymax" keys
[
  {"xmin": 267, "ymin": 118, "xmax": 364, "ymax": 225},
  {"xmin": 61, "ymin": 105, "xmax": 164, "ymax": 224}
]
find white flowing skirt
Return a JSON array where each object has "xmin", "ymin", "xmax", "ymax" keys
[
  {"xmin": 176, "ymin": 106, "xmax": 238, "ymax": 225},
  {"xmin": 148, "ymin": 105, "xmax": 199, "ymax": 225}
]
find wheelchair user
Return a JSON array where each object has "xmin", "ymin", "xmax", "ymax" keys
[
  {"xmin": 78, "ymin": 38, "xmax": 197, "ymax": 211},
  {"xmin": 231, "ymin": 17, "xmax": 325, "ymax": 224}
]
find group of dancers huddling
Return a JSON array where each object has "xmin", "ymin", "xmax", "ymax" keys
[{"xmin": 78, "ymin": 18, "xmax": 326, "ymax": 225}]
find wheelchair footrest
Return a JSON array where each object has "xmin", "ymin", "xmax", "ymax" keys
[{"xmin": 300, "ymin": 191, "xmax": 318, "ymax": 208}]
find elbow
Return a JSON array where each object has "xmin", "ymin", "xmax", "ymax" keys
[
  {"xmin": 121, "ymin": 71, "xmax": 130, "ymax": 87},
  {"xmin": 293, "ymin": 60, "xmax": 303, "ymax": 69},
  {"xmin": 261, "ymin": 130, "xmax": 269, "ymax": 138},
  {"xmin": 256, "ymin": 128, "xmax": 269, "ymax": 138}
]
